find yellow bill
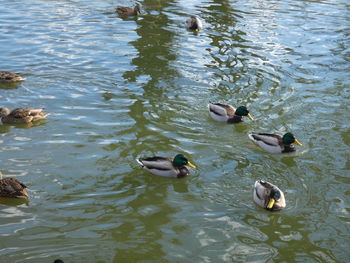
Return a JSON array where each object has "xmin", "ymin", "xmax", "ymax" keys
[
  {"xmin": 267, "ymin": 198, "xmax": 275, "ymax": 209},
  {"xmin": 247, "ymin": 113, "xmax": 254, "ymax": 121},
  {"xmin": 295, "ymin": 139, "xmax": 303, "ymax": 146},
  {"xmin": 187, "ymin": 161, "xmax": 196, "ymax": 168}
]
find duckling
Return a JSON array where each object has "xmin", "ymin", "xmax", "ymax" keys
[
  {"xmin": 136, "ymin": 154, "xmax": 196, "ymax": 178},
  {"xmin": 0, "ymin": 107, "xmax": 49, "ymax": 124},
  {"xmin": 115, "ymin": 3, "xmax": 141, "ymax": 16},
  {"xmin": 0, "ymin": 171, "xmax": 29, "ymax": 199},
  {"xmin": 253, "ymin": 180, "xmax": 285, "ymax": 211},
  {"xmin": 0, "ymin": 71, "xmax": 25, "ymax": 82},
  {"xmin": 248, "ymin": 132, "xmax": 302, "ymax": 153},
  {"xmin": 186, "ymin": 16, "xmax": 203, "ymax": 32},
  {"xmin": 208, "ymin": 102, "xmax": 253, "ymax": 123}
]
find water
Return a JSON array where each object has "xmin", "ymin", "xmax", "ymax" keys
[{"xmin": 0, "ymin": 0, "xmax": 349, "ymax": 262}]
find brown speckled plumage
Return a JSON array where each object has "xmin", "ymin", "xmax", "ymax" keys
[
  {"xmin": 0, "ymin": 171, "xmax": 29, "ymax": 199},
  {"xmin": 0, "ymin": 107, "xmax": 49, "ymax": 124},
  {"xmin": 115, "ymin": 3, "xmax": 141, "ymax": 16},
  {"xmin": 0, "ymin": 71, "xmax": 25, "ymax": 82}
]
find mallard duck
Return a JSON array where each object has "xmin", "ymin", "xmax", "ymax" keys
[
  {"xmin": 0, "ymin": 107, "xmax": 49, "ymax": 124},
  {"xmin": 186, "ymin": 16, "xmax": 203, "ymax": 32},
  {"xmin": 0, "ymin": 71, "xmax": 25, "ymax": 82},
  {"xmin": 0, "ymin": 171, "xmax": 29, "ymax": 199},
  {"xmin": 253, "ymin": 180, "xmax": 285, "ymax": 211},
  {"xmin": 136, "ymin": 154, "xmax": 196, "ymax": 178},
  {"xmin": 115, "ymin": 3, "xmax": 141, "ymax": 16},
  {"xmin": 248, "ymin": 132, "xmax": 302, "ymax": 153},
  {"xmin": 208, "ymin": 102, "xmax": 253, "ymax": 123}
]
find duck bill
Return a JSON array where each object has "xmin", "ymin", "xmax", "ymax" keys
[
  {"xmin": 267, "ymin": 198, "xmax": 275, "ymax": 209},
  {"xmin": 294, "ymin": 139, "xmax": 303, "ymax": 146},
  {"xmin": 187, "ymin": 162, "xmax": 196, "ymax": 168},
  {"xmin": 247, "ymin": 113, "xmax": 254, "ymax": 121}
]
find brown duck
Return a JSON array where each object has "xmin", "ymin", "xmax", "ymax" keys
[
  {"xmin": 0, "ymin": 71, "xmax": 25, "ymax": 82},
  {"xmin": 115, "ymin": 3, "xmax": 141, "ymax": 16},
  {"xmin": 0, "ymin": 171, "xmax": 29, "ymax": 199},
  {"xmin": 0, "ymin": 107, "xmax": 49, "ymax": 124}
]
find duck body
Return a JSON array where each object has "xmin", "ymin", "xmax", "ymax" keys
[
  {"xmin": 186, "ymin": 16, "xmax": 203, "ymax": 32},
  {"xmin": 208, "ymin": 102, "xmax": 253, "ymax": 123},
  {"xmin": 253, "ymin": 180, "xmax": 285, "ymax": 211},
  {"xmin": 115, "ymin": 3, "xmax": 141, "ymax": 16},
  {"xmin": 136, "ymin": 154, "xmax": 196, "ymax": 178},
  {"xmin": 0, "ymin": 107, "xmax": 49, "ymax": 124},
  {"xmin": 0, "ymin": 172, "xmax": 29, "ymax": 199},
  {"xmin": 0, "ymin": 71, "xmax": 25, "ymax": 82},
  {"xmin": 248, "ymin": 132, "xmax": 302, "ymax": 153}
]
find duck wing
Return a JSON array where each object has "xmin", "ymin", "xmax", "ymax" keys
[
  {"xmin": 249, "ymin": 132, "xmax": 282, "ymax": 146},
  {"xmin": 0, "ymin": 177, "xmax": 29, "ymax": 198},
  {"xmin": 137, "ymin": 156, "xmax": 174, "ymax": 170},
  {"xmin": 208, "ymin": 103, "xmax": 235, "ymax": 117}
]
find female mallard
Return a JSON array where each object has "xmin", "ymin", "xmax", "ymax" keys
[
  {"xmin": 186, "ymin": 16, "xmax": 203, "ymax": 32},
  {"xmin": 0, "ymin": 71, "xmax": 25, "ymax": 82},
  {"xmin": 253, "ymin": 180, "xmax": 285, "ymax": 211},
  {"xmin": 248, "ymin": 132, "xmax": 302, "ymax": 153},
  {"xmin": 208, "ymin": 102, "xmax": 253, "ymax": 123},
  {"xmin": 115, "ymin": 3, "xmax": 141, "ymax": 16},
  {"xmin": 136, "ymin": 154, "xmax": 196, "ymax": 178},
  {"xmin": 0, "ymin": 107, "xmax": 49, "ymax": 124},
  {"xmin": 0, "ymin": 171, "xmax": 29, "ymax": 199}
]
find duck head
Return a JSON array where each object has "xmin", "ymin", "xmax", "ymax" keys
[
  {"xmin": 235, "ymin": 106, "xmax": 254, "ymax": 120},
  {"xmin": 173, "ymin": 154, "xmax": 196, "ymax": 168}
]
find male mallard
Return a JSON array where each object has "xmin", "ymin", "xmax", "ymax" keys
[
  {"xmin": 136, "ymin": 154, "xmax": 196, "ymax": 178},
  {"xmin": 186, "ymin": 16, "xmax": 203, "ymax": 32},
  {"xmin": 208, "ymin": 102, "xmax": 253, "ymax": 123},
  {"xmin": 0, "ymin": 171, "xmax": 29, "ymax": 199},
  {"xmin": 0, "ymin": 107, "xmax": 49, "ymax": 124},
  {"xmin": 0, "ymin": 71, "xmax": 25, "ymax": 82},
  {"xmin": 115, "ymin": 3, "xmax": 141, "ymax": 16},
  {"xmin": 253, "ymin": 180, "xmax": 285, "ymax": 211},
  {"xmin": 248, "ymin": 132, "xmax": 302, "ymax": 153}
]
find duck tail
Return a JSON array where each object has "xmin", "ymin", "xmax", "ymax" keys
[{"xmin": 136, "ymin": 157, "xmax": 144, "ymax": 167}]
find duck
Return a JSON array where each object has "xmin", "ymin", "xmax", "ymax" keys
[
  {"xmin": 248, "ymin": 132, "xmax": 302, "ymax": 153},
  {"xmin": 208, "ymin": 102, "xmax": 254, "ymax": 123},
  {"xmin": 115, "ymin": 3, "xmax": 141, "ymax": 16},
  {"xmin": 54, "ymin": 260, "xmax": 64, "ymax": 263},
  {"xmin": 0, "ymin": 171, "xmax": 29, "ymax": 199},
  {"xmin": 0, "ymin": 71, "xmax": 25, "ymax": 82},
  {"xmin": 136, "ymin": 154, "xmax": 196, "ymax": 178},
  {"xmin": 253, "ymin": 180, "xmax": 285, "ymax": 211},
  {"xmin": 186, "ymin": 16, "xmax": 203, "ymax": 32},
  {"xmin": 0, "ymin": 107, "xmax": 49, "ymax": 124}
]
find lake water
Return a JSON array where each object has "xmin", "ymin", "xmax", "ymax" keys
[{"xmin": 0, "ymin": 0, "xmax": 349, "ymax": 262}]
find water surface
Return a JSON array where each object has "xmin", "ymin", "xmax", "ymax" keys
[{"xmin": 0, "ymin": 0, "xmax": 349, "ymax": 262}]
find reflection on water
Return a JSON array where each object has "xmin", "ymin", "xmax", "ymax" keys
[{"xmin": 0, "ymin": 0, "xmax": 349, "ymax": 262}]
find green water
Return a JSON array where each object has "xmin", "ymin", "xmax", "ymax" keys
[{"xmin": 0, "ymin": 0, "xmax": 349, "ymax": 262}]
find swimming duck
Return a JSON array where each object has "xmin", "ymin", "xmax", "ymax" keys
[
  {"xmin": 115, "ymin": 3, "xmax": 141, "ymax": 16},
  {"xmin": 0, "ymin": 171, "xmax": 29, "ymax": 199},
  {"xmin": 0, "ymin": 107, "xmax": 49, "ymax": 124},
  {"xmin": 0, "ymin": 71, "xmax": 25, "ymax": 82},
  {"xmin": 136, "ymin": 154, "xmax": 196, "ymax": 178},
  {"xmin": 208, "ymin": 102, "xmax": 254, "ymax": 123},
  {"xmin": 253, "ymin": 180, "xmax": 285, "ymax": 211},
  {"xmin": 186, "ymin": 16, "xmax": 203, "ymax": 32},
  {"xmin": 248, "ymin": 132, "xmax": 302, "ymax": 153}
]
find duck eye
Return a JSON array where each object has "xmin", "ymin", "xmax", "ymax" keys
[{"xmin": 273, "ymin": 190, "xmax": 281, "ymax": 199}]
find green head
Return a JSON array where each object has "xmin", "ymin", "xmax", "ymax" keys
[
  {"xmin": 267, "ymin": 188, "xmax": 281, "ymax": 209},
  {"xmin": 173, "ymin": 154, "xmax": 196, "ymax": 168},
  {"xmin": 282, "ymin": 132, "xmax": 303, "ymax": 146},
  {"xmin": 235, "ymin": 106, "xmax": 254, "ymax": 120}
]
